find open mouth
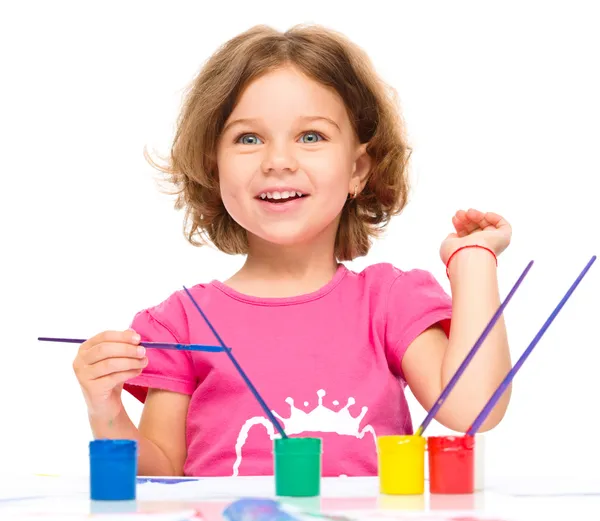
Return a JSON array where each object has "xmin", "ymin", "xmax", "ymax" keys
[{"xmin": 257, "ymin": 191, "xmax": 308, "ymax": 204}]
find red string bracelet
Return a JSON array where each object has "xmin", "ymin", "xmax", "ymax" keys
[{"xmin": 445, "ymin": 244, "xmax": 497, "ymax": 277}]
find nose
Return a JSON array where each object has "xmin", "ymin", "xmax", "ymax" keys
[{"xmin": 260, "ymin": 140, "xmax": 299, "ymax": 175}]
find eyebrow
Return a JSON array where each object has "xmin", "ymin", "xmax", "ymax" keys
[
  {"xmin": 222, "ymin": 115, "xmax": 341, "ymax": 134},
  {"xmin": 300, "ymin": 116, "xmax": 341, "ymax": 131}
]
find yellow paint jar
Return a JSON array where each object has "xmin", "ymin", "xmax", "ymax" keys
[{"xmin": 377, "ymin": 435, "xmax": 426, "ymax": 495}]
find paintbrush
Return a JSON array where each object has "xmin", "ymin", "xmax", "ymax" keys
[
  {"xmin": 37, "ymin": 336, "xmax": 229, "ymax": 353},
  {"xmin": 466, "ymin": 255, "xmax": 596, "ymax": 435},
  {"xmin": 182, "ymin": 286, "xmax": 288, "ymax": 439},
  {"xmin": 415, "ymin": 260, "xmax": 534, "ymax": 436}
]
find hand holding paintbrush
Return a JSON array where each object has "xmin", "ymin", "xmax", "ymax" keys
[{"xmin": 71, "ymin": 329, "xmax": 150, "ymax": 419}]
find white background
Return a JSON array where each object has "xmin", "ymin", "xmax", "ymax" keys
[{"xmin": 1, "ymin": 1, "xmax": 599, "ymax": 480}]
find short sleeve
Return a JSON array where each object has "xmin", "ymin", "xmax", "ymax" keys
[
  {"xmin": 385, "ymin": 269, "xmax": 452, "ymax": 381},
  {"xmin": 123, "ymin": 293, "xmax": 197, "ymax": 403}
]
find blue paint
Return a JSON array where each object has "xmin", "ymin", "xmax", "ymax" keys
[
  {"xmin": 224, "ymin": 499, "xmax": 299, "ymax": 521},
  {"xmin": 137, "ymin": 477, "xmax": 199, "ymax": 484},
  {"xmin": 89, "ymin": 439, "xmax": 137, "ymax": 501}
]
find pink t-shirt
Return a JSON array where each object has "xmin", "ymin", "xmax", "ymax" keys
[{"xmin": 123, "ymin": 262, "xmax": 452, "ymax": 477}]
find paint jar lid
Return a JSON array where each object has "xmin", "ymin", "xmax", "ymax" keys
[
  {"xmin": 89, "ymin": 439, "xmax": 138, "ymax": 459},
  {"xmin": 274, "ymin": 437, "xmax": 321, "ymax": 455},
  {"xmin": 377, "ymin": 435, "xmax": 426, "ymax": 452},
  {"xmin": 427, "ymin": 435, "xmax": 474, "ymax": 451}
]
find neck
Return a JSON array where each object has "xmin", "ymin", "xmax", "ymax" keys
[{"xmin": 225, "ymin": 228, "xmax": 340, "ymax": 298}]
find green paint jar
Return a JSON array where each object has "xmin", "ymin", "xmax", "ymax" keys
[{"xmin": 274, "ymin": 437, "xmax": 322, "ymax": 497}]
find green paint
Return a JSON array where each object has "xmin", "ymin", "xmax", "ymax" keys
[{"xmin": 274, "ymin": 437, "xmax": 322, "ymax": 497}]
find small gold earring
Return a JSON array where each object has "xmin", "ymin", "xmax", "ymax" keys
[{"xmin": 353, "ymin": 184, "xmax": 358, "ymax": 198}]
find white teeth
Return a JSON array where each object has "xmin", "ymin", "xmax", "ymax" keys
[{"xmin": 261, "ymin": 190, "xmax": 305, "ymax": 200}]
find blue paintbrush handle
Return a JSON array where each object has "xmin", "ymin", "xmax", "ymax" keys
[{"xmin": 142, "ymin": 342, "xmax": 229, "ymax": 352}]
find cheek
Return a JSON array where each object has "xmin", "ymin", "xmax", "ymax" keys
[
  {"xmin": 304, "ymin": 147, "xmax": 353, "ymax": 196},
  {"xmin": 219, "ymin": 177, "xmax": 247, "ymax": 225},
  {"xmin": 216, "ymin": 154, "xmax": 258, "ymax": 228},
  {"xmin": 218, "ymin": 154, "xmax": 249, "ymax": 199}
]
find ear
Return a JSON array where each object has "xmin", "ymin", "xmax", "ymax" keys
[{"xmin": 349, "ymin": 143, "xmax": 372, "ymax": 196}]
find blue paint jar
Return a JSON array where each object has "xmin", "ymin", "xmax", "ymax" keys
[{"xmin": 89, "ymin": 439, "xmax": 137, "ymax": 500}]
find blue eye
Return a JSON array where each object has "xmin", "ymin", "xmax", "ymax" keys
[
  {"xmin": 300, "ymin": 131, "xmax": 323, "ymax": 144},
  {"xmin": 237, "ymin": 134, "xmax": 263, "ymax": 145}
]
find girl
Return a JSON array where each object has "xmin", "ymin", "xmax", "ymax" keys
[{"xmin": 72, "ymin": 24, "xmax": 512, "ymax": 478}]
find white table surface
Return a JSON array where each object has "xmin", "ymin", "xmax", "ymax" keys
[{"xmin": 1, "ymin": 474, "xmax": 600, "ymax": 520}]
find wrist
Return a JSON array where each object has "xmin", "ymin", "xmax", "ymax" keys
[
  {"xmin": 446, "ymin": 244, "xmax": 497, "ymax": 278},
  {"xmin": 88, "ymin": 400, "xmax": 125, "ymax": 426}
]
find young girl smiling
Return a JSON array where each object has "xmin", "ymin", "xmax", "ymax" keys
[{"xmin": 72, "ymin": 24, "xmax": 512, "ymax": 477}]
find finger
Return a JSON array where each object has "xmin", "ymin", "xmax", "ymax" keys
[
  {"xmin": 453, "ymin": 212, "xmax": 468, "ymax": 229},
  {"xmin": 455, "ymin": 210, "xmax": 479, "ymax": 235},
  {"xmin": 82, "ymin": 342, "xmax": 146, "ymax": 365},
  {"xmin": 482, "ymin": 211, "xmax": 511, "ymax": 229},
  {"xmin": 466, "ymin": 208, "xmax": 493, "ymax": 230},
  {"xmin": 85, "ymin": 357, "xmax": 148, "ymax": 380},
  {"xmin": 91, "ymin": 368, "xmax": 145, "ymax": 390},
  {"xmin": 452, "ymin": 216, "xmax": 468, "ymax": 237},
  {"xmin": 81, "ymin": 330, "xmax": 140, "ymax": 352}
]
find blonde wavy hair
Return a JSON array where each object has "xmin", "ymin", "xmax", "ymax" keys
[{"xmin": 146, "ymin": 24, "xmax": 412, "ymax": 261}]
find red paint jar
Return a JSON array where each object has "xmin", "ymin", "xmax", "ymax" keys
[{"xmin": 428, "ymin": 435, "xmax": 475, "ymax": 494}]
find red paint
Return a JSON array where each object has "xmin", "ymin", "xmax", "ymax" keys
[{"xmin": 428, "ymin": 435, "xmax": 475, "ymax": 494}]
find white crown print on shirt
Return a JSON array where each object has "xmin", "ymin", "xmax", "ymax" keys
[{"xmin": 232, "ymin": 389, "xmax": 378, "ymax": 477}]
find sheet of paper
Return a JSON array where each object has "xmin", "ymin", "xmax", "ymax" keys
[
  {"xmin": 4, "ymin": 475, "xmax": 600, "ymax": 521},
  {"xmin": 135, "ymin": 476, "xmax": 381, "ymax": 500},
  {"xmin": 0, "ymin": 496, "xmax": 205, "ymax": 520},
  {"xmin": 487, "ymin": 475, "xmax": 600, "ymax": 497},
  {"xmin": 0, "ymin": 475, "xmax": 87, "ymax": 501}
]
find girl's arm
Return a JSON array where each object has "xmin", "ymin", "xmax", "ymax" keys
[
  {"xmin": 90, "ymin": 389, "xmax": 189, "ymax": 475},
  {"xmin": 402, "ymin": 209, "xmax": 513, "ymax": 433}
]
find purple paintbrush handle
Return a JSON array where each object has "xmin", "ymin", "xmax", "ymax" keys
[
  {"xmin": 182, "ymin": 286, "xmax": 288, "ymax": 439},
  {"xmin": 415, "ymin": 260, "xmax": 534, "ymax": 436},
  {"xmin": 38, "ymin": 337, "xmax": 84, "ymax": 344},
  {"xmin": 37, "ymin": 337, "xmax": 227, "ymax": 352},
  {"xmin": 466, "ymin": 254, "xmax": 596, "ymax": 436}
]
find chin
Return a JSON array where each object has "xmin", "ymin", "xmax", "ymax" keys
[
  {"xmin": 256, "ymin": 231, "xmax": 316, "ymax": 247},
  {"xmin": 250, "ymin": 223, "xmax": 331, "ymax": 248}
]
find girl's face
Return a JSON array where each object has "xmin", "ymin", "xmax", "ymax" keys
[{"xmin": 216, "ymin": 66, "xmax": 370, "ymax": 250}]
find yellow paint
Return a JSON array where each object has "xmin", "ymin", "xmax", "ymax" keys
[
  {"xmin": 377, "ymin": 493, "xmax": 425, "ymax": 511},
  {"xmin": 377, "ymin": 435, "xmax": 426, "ymax": 495}
]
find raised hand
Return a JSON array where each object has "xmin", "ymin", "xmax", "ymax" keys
[{"xmin": 440, "ymin": 208, "xmax": 512, "ymax": 266}]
